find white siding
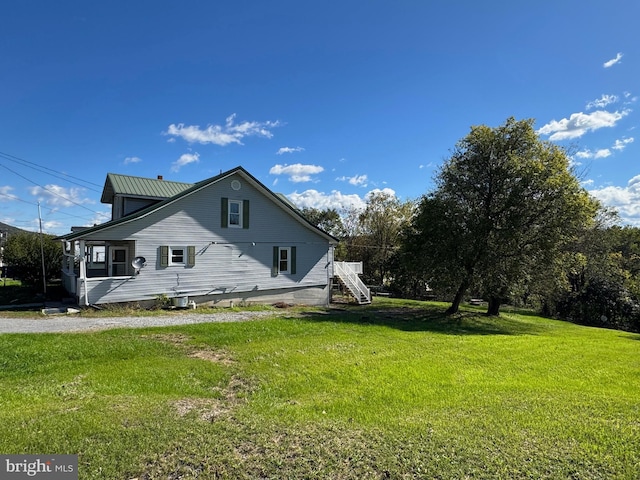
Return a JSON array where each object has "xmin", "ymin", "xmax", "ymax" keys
[{"xmin": 78, "ymin": 173, "xmax": 334, "ymax": 306}]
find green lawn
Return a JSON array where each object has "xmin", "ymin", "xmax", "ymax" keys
[
  {"xmin": 0, "ymin": 298, "xmax": 638, "ymax": 479},
  {"xmin": 0, "ymin": 278, "xmax": 66, "ymax": 306}
]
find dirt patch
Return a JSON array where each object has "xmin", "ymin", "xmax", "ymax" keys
[
  {"xmin": 143, "ymin": 333, "xmax": 235, "ymax": 365},
  {"xmin": 142, "ymin": 333, "xmax": 246, "ymax": 421},
  {"xmin": 189, "ymin": 350, "xmax": 235, "ymax": 365},
  {"xmin": 172, "ymin": 397, "xmax": 229, "ymax": 422},
  {"xmin": 172, "ymin": 374, "xmax": 252, "ymax": 422}
]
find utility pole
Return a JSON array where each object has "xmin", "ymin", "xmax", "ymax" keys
[
  {"xmin": 0, "ymin": 230, "xmax": 6, "ymax": 287},
  {"xmin": 38, "ymin": 202, "xmax": 47, "ymax": 298}
]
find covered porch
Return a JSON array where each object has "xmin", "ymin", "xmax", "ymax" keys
[{"xmin": 61, "ymin": 238, "xmax": 138, "ymax": 306}]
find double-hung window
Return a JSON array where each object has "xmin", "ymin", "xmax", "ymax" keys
[
  {"xmin": 221, "ymin": 198, "xmax": 250, "ymax": 229},
  {"xmin": 272, "ymin": 246, "xmax": 297, "ymax": 276},
  {"xmin": 279, "ymin": 247, "xmax": 291, "ymax": 274},
  {"xmin": 228, "ymin": 200, "xmax": 242, "ymax": 227}
]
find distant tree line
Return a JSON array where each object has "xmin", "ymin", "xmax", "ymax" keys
[{"xmin": 302, "ymin": 118, "xmax": 640, "ymax": 332}]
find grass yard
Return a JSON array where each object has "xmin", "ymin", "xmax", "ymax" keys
[
  {"xmin": 0, "ymin": 278, "xmax": 67, "ymax": 306},
  {"xmin": 0, "ymin": 298, "xmax": 638, "ymax": 479}
]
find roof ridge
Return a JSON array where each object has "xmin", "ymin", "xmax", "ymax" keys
[{"xmin": 106, "ymin": 172, "xmax": 193, "ymax": 185}]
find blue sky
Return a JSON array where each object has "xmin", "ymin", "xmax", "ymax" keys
[{"xmin": 1, "ymin": 1, "xmax": 638, "ymax": 235}]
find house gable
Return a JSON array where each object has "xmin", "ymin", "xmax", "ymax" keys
[{"xmin": 62, "ymin": 167, "xmax": 337, "ymax": 244}]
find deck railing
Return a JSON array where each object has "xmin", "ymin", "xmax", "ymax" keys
[{"xmin": 334, "ymin": 261, "xmax": 371, "ymax": 304}]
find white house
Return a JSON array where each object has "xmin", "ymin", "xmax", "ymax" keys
[{"xmin": 58, "ymin": 166, "xmax": 358, "ymax": 307}]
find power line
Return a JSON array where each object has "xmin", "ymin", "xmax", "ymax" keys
[
  {"xmin": 0, "ymin": 164, "xmax": 103, "ymax": 215},
  {"xmin": 0, "ymin": 150, "xmax": 103, "ymax": 192},
  {"xmin": 0, "ymin": 190, "xmax": 38, "ymax": 206},
  {"xmin": 0, "ymin": 190, "xmax": 105, "ymax": 223}
]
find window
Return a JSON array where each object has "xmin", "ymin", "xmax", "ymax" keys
[
  {"xmin": 170, "ymin": 247, "xmax": 185, "ymax": 265},
  {"xmin": 229, "ymin": 200, "xmax": 242, "ymax": 227},
  {"xmin": 221, "ymin": 198, "xmax": 250, "ymax": 229},
  {"xmin": 272, "ymin": 246, "xmax": 296, "ymax": 276},
  {"xmin": 87, "ymin": 245, "xmax": 105, "ymax": 268},
  {"xmin": 279, "ymin": 247, "xmax": 290, "ymax": 273},
  {"xmin": 160, "ymin": 246, "xmax": 195, "ymax": 267}
]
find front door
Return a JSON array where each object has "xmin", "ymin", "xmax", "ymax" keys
[{"xmin": 109, "ymin": 247, "xmax": 128, "ymax": 276}]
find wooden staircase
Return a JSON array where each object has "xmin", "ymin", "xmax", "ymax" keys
[{"xmin": 334, "ymin": 261, "xmax": 371, "ymax": 305}]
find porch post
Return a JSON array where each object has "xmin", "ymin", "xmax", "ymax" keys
[{"xmin": 78, "ymin": 240, "xmax": 88, "ymax": 306}]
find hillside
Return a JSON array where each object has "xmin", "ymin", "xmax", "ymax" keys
[{"xmin": 0, "ymin": 221, "xmax": 30, "ymax": 236}]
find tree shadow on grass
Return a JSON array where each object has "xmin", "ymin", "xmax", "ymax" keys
[{"xmin": 296, "ymin": 304, "xmax": 545, "ymax": 336}]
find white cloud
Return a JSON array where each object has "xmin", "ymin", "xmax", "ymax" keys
[
  {"xmin": 85, "ymin": 211, "xmax": 111, "ymax": 227},
  {"xmin": 612, "ymin": 137, "xmax": 634, "ymax": 151},
  {"xmin": 42, "ymin": 220, "xmax": 64, "ymax": 231},
  {"xmin": 171, "ymin": 152, "xmax": 200, "ymax": 172},
  {"xmin": 287, "ymin": 189, "xmax": 368, "ymax": 211},
  {"xmin": 594, "ymin": 149, "xmax": 612, "ymax": 158},
  {"xmin": 603, "ymin": 52, "xmax": 623, "ymax": 68},
  {"xmin": 586, "ymin": 94, "xmax": 619, "ymax": 110},
  {"xmin": 164, "ymin": 114, "xmax": 281, "ymax": 146},
  {"xmin": 537, "ymin": 109, "xmax": 630, "ymax": 141},
  {"xmin": 574, "ymin": 148, "xmax": 612, "ymax": 159},
  {"xmin": 28, "ymin": 185, "xmax": 93, "ymax": 208},
  {"xmin": 575, "ymin": 137, "xmax": 634, "ymax": 159},
  {"xmin": 269, "ymin": 163, "xmax": 324, "ymax": 183},
  {"xmin": 0, "ymin": 186, "xmax": 17, "ymax": 202},
  {"xmin": 287, "ymin": 187, "xmax": 398, "ymax": 215},
  {"xmin": 337, "ymin": 174, "xmax": 368, "ymax": 187},
  {"xmin": 589, "ymin": 175, "xmax": 640, "ymax": 226},
  {"xmin": 276, "ymin": 146, "xmax": 305, "ymax": 155},
  {"xmin": 124, "ymin": 156, "xmax": 142, "ymax": 164}
]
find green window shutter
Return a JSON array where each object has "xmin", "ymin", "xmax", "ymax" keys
[
  {"xmin": 242, "ymin": 200, "xmax": 250, "ymax": 229},
  {"xmin": 272, "ymin": 246, "xmax": 279, "ymax": 276},
  {"xmin": 291, "ymin": 246, "xmax": 296, "ymax": 275},
  {"xmin": 160, "ymin": 246, "xmax": 169, "ymax": 267},
  {"xmin": 221, "ymin": 197, "xmax": 228, "ymax": 228},
  {"xmin": 187, "ymin": 246, "xmax": 196, "ymax": 266}
]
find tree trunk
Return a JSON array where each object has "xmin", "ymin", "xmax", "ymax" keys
[
  {"xmin": 486, "ymin": 297, "xmax": 501, "ymax": 316},
  {"xmin": 446, "ymin": 278, "xmax": 470, "ymax": 314}
]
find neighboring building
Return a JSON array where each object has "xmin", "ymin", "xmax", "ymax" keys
[{"xmin": 58, "ymin": 166, "xmax": 369, "ymax": 307}]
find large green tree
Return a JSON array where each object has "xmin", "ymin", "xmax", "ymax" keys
[
  {"xmin": 405, "ymin": 117, "xmax": 599, "ymax": 315},
  {"xmin": 2, "ymin": 231, "xmax": 62, "ymax": 287},
  {"xmin": 300, "ymin": 207, "xmax": 345, "ymax": 239},
  {"xmin": 355, "ymin": 191, "xmax": 415, "ymax": 286}
]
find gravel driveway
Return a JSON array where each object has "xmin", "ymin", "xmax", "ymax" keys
[{"xmin": 0, "ymin": 310, "xmax": 284, "ymax": 334}]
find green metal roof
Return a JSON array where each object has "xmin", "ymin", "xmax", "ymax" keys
[{"xmin": 100, "ymin": 173, "xmax": 193, "ymax": 204}]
